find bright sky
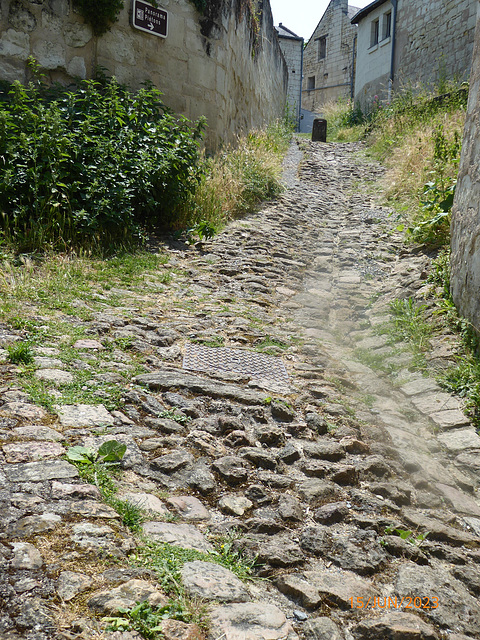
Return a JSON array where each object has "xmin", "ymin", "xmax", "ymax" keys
[{"xmin": 270, "ymin": 0, "xmax": 373, "ymax": 41}]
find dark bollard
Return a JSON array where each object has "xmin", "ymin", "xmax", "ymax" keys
[{"xmin": 312, "ymin": 118, "xmax": 327, "ymax": 142}]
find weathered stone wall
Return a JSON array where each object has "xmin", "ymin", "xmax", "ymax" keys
[
  {"xmin": 0, "ymin": 0, "xmax": 288, "ymax": 149},
  {"xmin": 276, "ymin": 27, "xmax": 303, "ymax": 130},
  {"xmin": 302, "ymin": 0, "xmax": 358, "ymax": 112},
  {"xmin": 395, "ymin": 0, "xmax": 477, "ymax": 92},
  {"xmin": 450, "ymin": 2, "xmax": 480, "ymax": 333}
]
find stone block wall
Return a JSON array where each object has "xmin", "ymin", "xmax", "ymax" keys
[
  {"xmin": 276, "ymin": 28, "xmax": 303, "ymax": 129},
  {"xmin": 0, "ymin": 0, "xmax": 288, "ymax": 149},
  {"xmin": 302, "ymin": 0, "xmax": 357, "ymax": 112},
  {"xmin": 450, "ymin": 2, "xmax": 480, "ymax": 333},
  {"xmin": 395, "ymin": 0, "xmax": 477, "ymax": 91}
]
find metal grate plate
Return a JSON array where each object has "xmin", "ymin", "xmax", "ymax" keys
[{"xmin": 183, "ymin": 343, "xmax": 289, "ymax": 383}]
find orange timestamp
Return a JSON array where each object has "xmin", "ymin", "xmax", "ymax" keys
[{"xmin": 350, "ymin": 596, "xmax": 439, "ymax": 610}]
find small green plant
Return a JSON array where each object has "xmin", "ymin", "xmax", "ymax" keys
[
  {"xmin": 191, "ymin": 335, "xmax": 225, "ymax": 348},
  {"xmin": 104, "ymin": 600, "xmax": 194, "ymax": 639},
  {"xmin": 108, "ymin": 496, "xmax": 148, "ymax": 532},
  {"xmin": 389, "ymin": 297, "xmax": 431, "ymax": 349},
  {"xmin": 66, "ymin": 439, "xmax": 126, "ymax": 465},
  {"xmin": 6, "ymin": 341, "xmax": 34, "ymax": 365},
  {"xmin": 255, "ymin": 336, "xmax": 288, "ymax": 354},
  {"xmin": 186, "ymin": 220, "xmax": 217, "ymax": 243},
  {"xmin": 383, "ymin": 526, "xmax": 429, "ymax": 547},
  {"xmin": 66, "ymin": 440, "xmax": 126, "ymax": 496},
  {"xmin": 158, "ymin": 409, "xmax": 191, "ymax": 426}
]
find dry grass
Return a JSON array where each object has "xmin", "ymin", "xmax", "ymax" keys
[
  {"xmin": 177, "ymin": 119, "xmax": 292, "ymax": 231},
  {"xmin": 381, "ymin": 109, "xmax": 466, "ymax": 211}
]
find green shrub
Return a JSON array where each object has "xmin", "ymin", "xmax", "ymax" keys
[
  {"xmin": 72, "ymin": 0, "xmax": 124, "ymax": 36},
  {"xmin": 0, "ymin": 67, "xmax": 205, "ymax": 252}
]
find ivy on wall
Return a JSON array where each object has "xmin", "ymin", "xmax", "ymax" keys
[{"xmin": 72, "ymin": 0, "xmax": 125, "ymax": 36}]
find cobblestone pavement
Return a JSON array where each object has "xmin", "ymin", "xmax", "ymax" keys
[{"xmin": 1, "ymin": 140, "xmax": 480, "ymax": 640}]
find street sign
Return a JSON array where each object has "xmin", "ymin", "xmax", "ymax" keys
[{"xmin": 132, "ymin": 0, "xmax": 168, "ymax": 38}]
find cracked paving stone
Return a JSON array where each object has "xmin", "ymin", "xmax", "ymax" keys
[
  {"xmin": 208, "ymin": 602, "xmax": 298, "ymax": 640},
  {"xmin": 141, "ymin": 522, "xmax": 214, "ymax": 552},
  {"xmin": 181, "ymin": 561, "xmax": 250, "ymax": 602}
]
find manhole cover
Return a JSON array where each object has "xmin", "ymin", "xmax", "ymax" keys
[{"xmin": 183, "ymin": 343, "xmax": 289, "ymax": 383}]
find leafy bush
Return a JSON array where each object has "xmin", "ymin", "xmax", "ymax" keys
[{"xmin": 0, "ymin": 65, "xmax": 205, "ymax": 252}]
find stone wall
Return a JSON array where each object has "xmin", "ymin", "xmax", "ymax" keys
[
  {"xmin": 276, "ymin": 24, "xmax": 303, "ymax": 131},
  {"xmin": 0, "ymin": 0, "xmax": 288, "ymax": 149},
  {"xmin": 395, "ymin": 0, "xmax": 477, "ymax": 92},
  {"xmin": 450, "ymin": 2, "xmax": 480, "ymax": 333},
  {"xmin": 302, "ymin": 0, "xmax": 357, "ymax": 112}
]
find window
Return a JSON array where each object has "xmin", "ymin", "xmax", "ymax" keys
[
  {"xmin": 307, "ymin": 76, "xmax": 315, "ymax": 91},
  {"xmin": 383, "ymin": 11, "xmax": 391, "ymax": 39},
  {"xmin": 370, "ymin": 18, "xmax": 379, "ymax": 47},
  {"xmin": 318, "ymin": 36, "xmax": 326, "ymax": 60}
]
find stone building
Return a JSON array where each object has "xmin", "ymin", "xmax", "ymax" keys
[
  {"xmin": 352, "ymin": 0, "xmax": 477, "ymax": 109},
  {"xmin": 275, "ymin": 23, "xmax": 303, "ymax": 131},
  {"xmin": 0, "ymin": 0, "xmax": 288, "ymax": 149},
  {"xmin": 301, "ymin": 0, "xmax": 359, "ymax": 112},
  {"xmin": 451, "ymin": 2, "xmax": 480, "ymax": 334}
]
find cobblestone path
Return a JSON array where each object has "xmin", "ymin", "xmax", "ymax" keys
[{"xmin": 1, "ymin": 141, "xmax": 480, "ymax": 640}]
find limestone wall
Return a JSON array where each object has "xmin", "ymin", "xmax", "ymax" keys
[
  {"xmin": 0, "ymin": 0, "xmax": 288, "ymax": 149},
  {"xmin": 450, "ymin": 2, "xmax": 480, "ymax": 332},
  {"xmin": 302, "ymin": 0, "xmax": 357, "ymax": 112},
  {"xmin": 276, "ymin": 29, "xmax": 303, "ymax": 130},
  {"xmin": 395, "ymin": 0, "xmax": 477, "ymax": 91}
]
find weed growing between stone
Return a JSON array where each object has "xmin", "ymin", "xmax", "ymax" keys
[
  {"xmin": 104, "ymin": 600, "xmax": 201, "ymax": 638},
  {"xmin": 6, "ymin": 340, "xmax": 34, "ymax": 365},
  {"xmin": 131, "ymin": 536, "xmax": 259, "ymax": 593}
]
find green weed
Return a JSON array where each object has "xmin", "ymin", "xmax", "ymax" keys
[
  {"xmin": 158, "ymin": 409, "xmax": 191, "ymax": 426},
  {"xmin": 107, "ymin": 497, "xmax": 148, "ymax": 533},
  {"xmin": 254, "ymin": 336, "xmax": 288, "ymax": 354},
  {"xmin": 6, "ymin": 341, "xmax": 34, "ymax": 365},
  {"xmin": 66, "ymin": 440, "xmax": 125, "ymax": 498},
  {"xmin": 388, "ymin": 298, "xmax": 431, "ymax": 350},
  {"xmin": 104, "ymin": 600, "xmax": 200, "ymax": 639},
  {"xmin": 383, "ymin": 525, "xmax": 429, "ymax": 547}
]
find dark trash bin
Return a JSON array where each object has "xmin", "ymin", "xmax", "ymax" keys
[{"xmin": 312, "ymin": 118, "xmax": 327, "ymax": 142}]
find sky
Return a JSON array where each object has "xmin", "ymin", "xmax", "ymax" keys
[{"xmin": 270, "ymin": 0, "xmax": 373, "ymax": 41}]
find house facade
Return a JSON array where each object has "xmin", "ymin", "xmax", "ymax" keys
[
  {"xmin": 275, "ymin": 23, "xmax": 304, "ymax": 131},
  {"xmin": 352, "ymin": 0, "xmax": 478, "ymax": 109},
  {"xmin": 302, "ymin": 0, "xmax": 359, "ymax": 112}
]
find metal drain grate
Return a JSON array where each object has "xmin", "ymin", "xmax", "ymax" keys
[{"xmin": 183, "ymin": 343, "xmax": 289, "ymax": 383}]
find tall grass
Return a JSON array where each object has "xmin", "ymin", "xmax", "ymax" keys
[
  {"xmin": 312, "ymin": 99, "xmax": 366, "ymax": 142},
  {"xmin": 179, "ymin": 119, "xmax": 293, "ymax": 232},
  {"xmin": 364, "ymin": 86, "xmax": 468, "ymax": 247}
]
